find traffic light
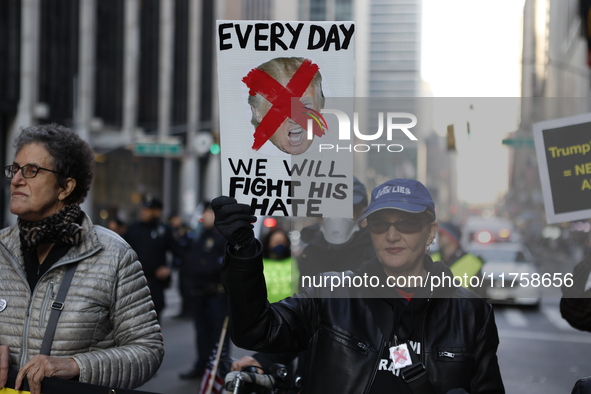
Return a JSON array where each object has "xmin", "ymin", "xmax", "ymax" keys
[
  {"xmin": 446, "ymin": 124, "xmax": 456, "ymax": 151},
  {"xmin": 209, "ymin": 143, "xmax": 220, "ymax": 155},
  {"xmin": 210, "ymin": 132, "xmax": 221, "ymax": 155}
]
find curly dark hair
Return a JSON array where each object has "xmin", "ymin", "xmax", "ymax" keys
[{"xmin": 14, "ymin": 124, "xmax": 95, "ymax": 205}]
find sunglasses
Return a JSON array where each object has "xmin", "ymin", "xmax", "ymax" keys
[{"xmin": 366, "ymin": 218, "xmax": 428, "ymax": 234}]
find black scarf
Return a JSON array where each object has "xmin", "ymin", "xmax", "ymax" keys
[{"xmin": 17, "ymin": 204, "xmax": 85, "ymax": 251}]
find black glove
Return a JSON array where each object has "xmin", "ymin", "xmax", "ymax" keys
[{"xmin": 212, "ymin": 196, "xmax": 257, "ymax": 250}]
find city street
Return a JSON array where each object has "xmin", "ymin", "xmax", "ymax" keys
[
  {"xmin": 496, "ymin": 298, "xmax": 591, "ymax": 393},
  {"xmin": 137, "ymin": 272, "xmax": 591, "ymax": 394},
  {"xmin": 136, "ymin": 272, "xmax": 250, "ymax": 394}
]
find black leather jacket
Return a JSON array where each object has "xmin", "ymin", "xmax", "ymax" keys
[
  {"xmin": 221, "ymin": 241, "xmax": 504, "ymax": 393},
  {"xmin": 561, "ymin": 252, "xmax": 591, "ymax": 332}
]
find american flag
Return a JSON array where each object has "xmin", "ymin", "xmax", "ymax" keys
[
  {"xmin": 198, "ymin": 367, "xmax": 225, "ymax": 394},
  {"xmin": 198, "ymin": 316, "xmax": 231, "ymax": 394}
]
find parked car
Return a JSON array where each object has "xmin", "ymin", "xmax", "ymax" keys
[
  {"xmin": 468, "ymin": 241, "xmax": 541, "ymax": 307},
  {"xmin": 461, "ymin": 216, "xmax": 519, "ymax": 249}
]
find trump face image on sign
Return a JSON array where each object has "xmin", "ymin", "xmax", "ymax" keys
[{"xmin": 243, "ymin": 57, "xmax": 327, "ymax": 155}]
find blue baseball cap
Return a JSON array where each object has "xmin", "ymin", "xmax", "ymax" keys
[
  {"xmin": 358, "ymin": 179, "xmax": 435, "ymax": 221},
  {"xmin": 353, "ymin": 176, "xmax": 368, "ymax": 206}
]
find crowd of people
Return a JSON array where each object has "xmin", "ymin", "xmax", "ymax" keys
[{"xmin": 1, "ymin": 124, "xmax": 591, "ymax": 394}]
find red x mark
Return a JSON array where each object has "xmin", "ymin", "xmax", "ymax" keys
[
  {"xmin": 242, "ymin": 59, "xmax": 326, "ymax": 151},
  {"xmin": 393, "ymin": 348, "xmax": 408, "ymax": 364}
]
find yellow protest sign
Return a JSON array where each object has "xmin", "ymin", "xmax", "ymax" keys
[{"xmin": 0, "ymin": 388, "xmax": 29, "ymax": 394}]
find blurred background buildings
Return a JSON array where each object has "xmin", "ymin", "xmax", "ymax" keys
[{"xmin": 0, "ymin": 0, "xmax": 590, "ymax": 234}]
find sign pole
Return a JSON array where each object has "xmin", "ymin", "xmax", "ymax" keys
[{"xmin": 204, "ymin": 316, "xmax": 229, "ymax": 394}]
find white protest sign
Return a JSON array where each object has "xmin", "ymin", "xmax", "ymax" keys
[{"xmin": 216, "ymin": 21, "xmax": 355, "ymax": 217}]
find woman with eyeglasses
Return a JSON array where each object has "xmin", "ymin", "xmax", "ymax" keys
[
  {"xmin": 212, "ymin": 178, "xmax": 504, "ymax": 394},
  {"xmin": 0, "ymin": 125, "xmax": 163, "ymax": 394}
]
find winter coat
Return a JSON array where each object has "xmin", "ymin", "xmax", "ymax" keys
[
  {"xmin": 0, "ymin": 213, "xmax": 164, "ymax": 389},
  {"xmin": 561, "ymin": 251, "xmax": 591, "ymax": 332},
  {"xmin": 221, "ymin": 241, "xmax": 504, "ymax": 393},
  {"xmin": 124, "ymin": 218, "xmax": 183, "ymax": 279}
]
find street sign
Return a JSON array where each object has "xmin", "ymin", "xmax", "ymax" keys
[
  {"xmin": 502, "ymin": 137, "xmax": 534, "ymax": 148},
  {"xmin": 133, "ymin": 141, "xmax": 183, "ymax": 157}
]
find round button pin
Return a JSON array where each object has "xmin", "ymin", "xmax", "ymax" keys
[{"xmin": 0, "ymin": 299, "xmax": 6, "ymax": 313}]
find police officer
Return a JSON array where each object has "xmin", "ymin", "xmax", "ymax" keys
[
  {"xmin": 124, "ymin": 194, "xmax": 184, "ymax": 320},
  {"xmin": 179, "ymin": 201, "xmax": 229, "ymax": 380},
  {"xmin": 430, "ymin": 222, "xmax": 484, "ymax": 289}
]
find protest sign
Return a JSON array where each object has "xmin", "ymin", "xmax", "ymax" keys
[
  {"xmin": 533, "ymin": 113, "xmax": 591, "ymax": 223},
  {"xmin": 216, "ymin": 21, "xmax": 355, "ymax": 217},
  {"xmin": 1, "ymin": 369, "xmax": 161, "ymax": 394}
]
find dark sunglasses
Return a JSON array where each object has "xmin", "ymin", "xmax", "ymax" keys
[{"xmin": 367, "ymin": 218, "xmax": 428, "ymax": 234}]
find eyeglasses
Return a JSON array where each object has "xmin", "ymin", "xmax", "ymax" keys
[
  {"xmin": 367, "ymin": 218, "xmax": 428, "ymax": 234},
  {"xmin": 4, "ymin": 164, "xmax": 60, "ymax": 179}
]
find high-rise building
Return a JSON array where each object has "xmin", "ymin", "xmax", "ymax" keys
[
  {"xmin": 354, "ymin": 0, "xmax": 427, "ymax": 193},
  {"xmin": 2, "ymin": 0, "xmax": 220, "ymax": 225},
  {"xmin": 299, "ymin": 0, "xmax": 353, "ymax": 21},
  {"xmin": 507, "ymin": 0, "xmax": 590, "ymax": 227},
  {"xmin": 366, "ymin": 0, "xmax": 422, "ymax": 98}
]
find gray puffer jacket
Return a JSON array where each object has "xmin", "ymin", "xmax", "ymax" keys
[{"xmin": 0, "ymin": 213, "xmax": 164, "ymax": 389}]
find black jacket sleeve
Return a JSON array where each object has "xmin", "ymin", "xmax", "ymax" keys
[
  {"xmin": 561, "ymin": 252, "xmax": 591, "ymax": 332},
  {"xmin": 220, "ymin": 240, "xmax": 318, "ymax": 353},
  {"xmin": 471, "ymin": 302, "xmax": 505, "ymax": 393}
]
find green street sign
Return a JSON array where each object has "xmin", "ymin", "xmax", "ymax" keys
[
  {"xmin": 133, "ymin": 142, "xmax": 183, "ymax": 157},
  {"xmin": 501, "ymin": 137, "xmax": 534, "ymax": 148}
]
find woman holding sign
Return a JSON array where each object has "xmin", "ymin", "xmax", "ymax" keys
[
  {"xmin": 0, "ymin": 125, "xmax": 163, "ymax": 394},
  {"xmin": 212, "ymin": 178, "xmax": 504, "ymax": 393}
]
